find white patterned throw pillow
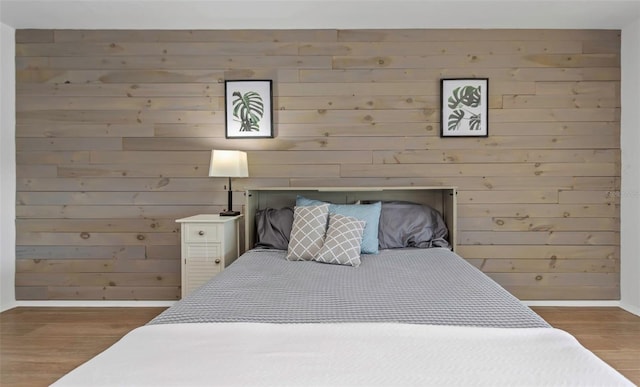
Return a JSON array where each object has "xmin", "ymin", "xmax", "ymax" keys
[
  {"xmin": 314, "ymin": 213, "xmax": 365, "ymax": 267},
  {"xmin": 286, "ymin": 204, "xmax": 329, "ymax": 261}
]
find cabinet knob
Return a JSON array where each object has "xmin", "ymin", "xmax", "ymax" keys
[
  {"xmin": 215, "ymin": 259, "xmax": 221, "ymax": 264},
  {"xmin": 198, "ymin": 230, "xmax": 205, "ymax": 236}
]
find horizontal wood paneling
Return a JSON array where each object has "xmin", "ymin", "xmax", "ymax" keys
[
  {"xmin": 16, "ymin": 259, "xmax": 180, "ymax": 273},
  {"xmin": 15, "ymin": 28, "xmax": 621, "ymax": 301}
]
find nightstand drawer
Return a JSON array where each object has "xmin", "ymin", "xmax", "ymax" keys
[{"xmin": 183, "ymin": 223, "xmax": 221, "ymax": 243}]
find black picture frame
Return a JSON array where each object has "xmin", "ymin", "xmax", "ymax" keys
[
  {"xmin": 440, "ymin": 78, "xmax": 489, "ymax": 137},
  {"xmin": 225, "ymin": 80, "xmax": 274, "ymax": 139}
]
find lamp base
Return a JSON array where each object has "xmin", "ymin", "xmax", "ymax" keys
[{"xmin": 219, "ymin": 210, "xmax": 240, "ymax": 217}]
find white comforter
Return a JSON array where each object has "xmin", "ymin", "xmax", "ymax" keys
[{"xmin": 53, "ymin": 322, "xmax": 633, "ymax": 387}]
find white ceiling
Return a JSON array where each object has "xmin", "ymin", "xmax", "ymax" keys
[{"xmin": 1, "ymin": 0, "xmax": 639, "ymax": 30}]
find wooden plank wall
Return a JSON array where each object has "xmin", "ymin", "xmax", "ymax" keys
[{"xmin": 14, "ymin": 29, "xmax": 621, "ymax": 301}]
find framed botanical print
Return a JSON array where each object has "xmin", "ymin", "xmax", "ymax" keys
[
  {"xmin": 440, "ymin": 78, "xmax": 489, "ymax": 137},
  {"xmin": 225, "ymin": 80, "xmax": 274, "ymax": 138}
]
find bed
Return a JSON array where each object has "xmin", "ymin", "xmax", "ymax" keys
[{"xmin": 53, "ymin": 187, "xmax": 633, "ymax": 386}]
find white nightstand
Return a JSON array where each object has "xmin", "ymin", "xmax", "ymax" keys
[{"xmin": 176, "ymin": 214, "xmax": 242, "ymax": 298}]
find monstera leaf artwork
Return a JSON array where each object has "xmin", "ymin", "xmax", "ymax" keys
[
  {"xmin": 440, "ymin": 79, "xmax": 488, "ymax": 137},
  {"xmin": 232, "ymin": 90, "xmax": 264, "ymax": 132},
  {"xmin": 225, "ymin": 80, "xmax": 273, "ymax": 138},
  {"xmin": 447, "ymin": 85, "xmax": 481, "ymax": 131}
]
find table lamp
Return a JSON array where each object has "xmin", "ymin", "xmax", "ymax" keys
[{"xmin": 208, "ymin": 150, "xmax": 248, "ymax": 216}]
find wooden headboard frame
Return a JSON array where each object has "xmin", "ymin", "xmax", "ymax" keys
[{"xmin": 244, "ymin": 186, "xmax": 457, "ymax": 252}]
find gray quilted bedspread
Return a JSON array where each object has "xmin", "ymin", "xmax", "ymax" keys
[{"xmin": 149, "ymin": 248, "xmax": 549, "ymax": 328}]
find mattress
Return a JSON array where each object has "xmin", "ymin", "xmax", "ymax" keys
[
  {"xmin": 54, "ymin": 247, "xmax": 633, "ymax": 386},
  {"xmin": 150, "ymin": 247, "xmax": 548, "ymax": 328}
]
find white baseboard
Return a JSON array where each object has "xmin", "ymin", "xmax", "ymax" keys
[
  {"xmin": 619, "ymin": 302, "xmax": 640, "ymax": 317},
  {"xmin": 13, "ymin": 300, "xmax": 176, "ymax": 308},
  {"xmin": 7, "ymin": 299, "xmax": 636, "ymax": 316},
  {"xmin": 9, "ymin": 300, "xmax": 624, "ymax": 309},
  {"xmin": 522, "ymin": 300, "xmax": 621, "ymax": 307}
]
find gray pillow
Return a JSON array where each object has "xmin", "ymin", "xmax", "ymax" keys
[
  {"xmin": 286, "ymin": 204, "xmax": 330, "ymax": 261},
  {"xmin": 314, "ymin": 213, "xmax": 365, "ymax": 267},
  {"xmin": 255, "ymin": 207, "xmax": 294, "ymax": 250},
  {"xmin": 377, "ymin": 201, "xmax": 450, "ymax": 249}
]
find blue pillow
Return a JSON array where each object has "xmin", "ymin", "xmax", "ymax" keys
[
  {"xmin": 296, "ymin": 195, "xmax": 325, "ymax": 207},
  {"xmin": 329, "ymin": 202, "xmax": 381, "ymax": 254},
  {"xmin": 296, "ymin": 195, "xmax": 381, "ymax": 254}
]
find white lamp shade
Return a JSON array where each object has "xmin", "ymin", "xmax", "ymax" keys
[{"xmin": 208, "ymin": 150, "xmax": 249, "ymax": 178}]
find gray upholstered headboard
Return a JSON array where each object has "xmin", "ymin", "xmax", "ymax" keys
[{"xmin": 244, "ymin": 186, "xmax": 457, "ymax": 252}]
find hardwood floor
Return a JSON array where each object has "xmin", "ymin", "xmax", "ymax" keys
[
  {"xmin": 532, "ymin": 307, "xmax": 640, "ymax": 385},
  {"xmin": 0, "ymin": 307, "xmax": 166, "ymax": 386},
  {"xmin": 1, "ymin": 306, "xmax": 638, "ymax": 386}
]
